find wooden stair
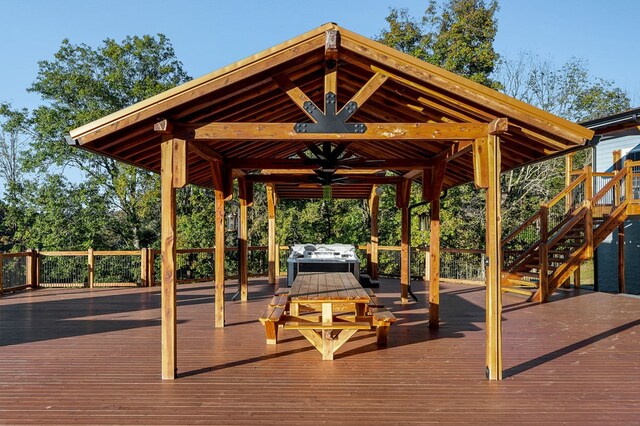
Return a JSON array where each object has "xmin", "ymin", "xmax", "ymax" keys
[{"xmin": 501, "ymin": 166, "xmax": 631, "ymax": 302}]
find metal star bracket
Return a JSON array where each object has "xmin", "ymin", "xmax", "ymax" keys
[{"xmin": 293, "ymin": 92, "xmax": 367, "ymax": 134}]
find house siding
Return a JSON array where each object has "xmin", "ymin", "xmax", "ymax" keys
[{"xmin": 594, "ymin": 134, "xmax": 640, "ymax": 294}]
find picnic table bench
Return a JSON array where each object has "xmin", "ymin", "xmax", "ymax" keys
[{"xmin": 259, "ymin": 272, "xmax": 396, "ymax": 359}]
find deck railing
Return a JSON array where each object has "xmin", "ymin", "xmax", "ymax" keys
[{"xmin": 1, "ymin": 245, "xmax": 484, "ymax": 293}]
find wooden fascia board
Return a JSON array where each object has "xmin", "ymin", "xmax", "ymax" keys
[
  {"xmin": 69, "ymin": 24, "xmax": 333, "ymax": 145},
  {"xmin": 175, "ymin": 122, "xmax": 489, "ymax": 141},
  {"xmin": 336, "ymin": 26, "xmax": 594, "ymax": 145}
]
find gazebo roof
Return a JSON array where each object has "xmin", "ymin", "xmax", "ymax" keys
[{"xmin": 69, "ymin": 23, "xmax": 594, "ymax": 199}]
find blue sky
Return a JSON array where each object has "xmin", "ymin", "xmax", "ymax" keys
[{"xmin": 1, "ymin": 0, "xmax": 638, "ymax": 111}]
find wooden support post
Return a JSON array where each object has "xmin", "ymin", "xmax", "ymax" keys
[
  {"xmin": 366, "ymin": 243, "xmax": 372, "ymax": 276},
  {"xmin": 616, "ymin": 157, "xmax": 627, "ymax": 294},
  {"xmin": 429, "ymin": 195, "xmax": 440, "ymax": 328},
  {"xmin": 160, "ymin": 136, "xmax": 186, "ymax": 380},
  {"xmin": 369, "ymin": 186, "xmax": 380, "ymax": 280},
  {"xmin": 0, "ymin": 252, "xmax": 3, "ymax": 295},
  {"xmin": 238, "ymin": 179, "xmax": 249, "ymax": 302},
  {"xmin": 87, "ymin": 248, "xmax": 94, "ymax": 288},
  {"xmin": 584, "ymin": 166, "xmax": 594, "ymax": 259},
  {"xmin": 400, "ymin": 205, "xmax": 410, "ymax": 304},
  {"xmin": 214, "ymin": 188, "xmax": 226, "ymax": 327},
  {"xmin": 141, "ymin": 248, "xmax": 148, "ymax": 287},
  {"xmin": 475, "ymin": 134, "xmax": 503, "ymax": 381},
  {"xmin": 537, "ymin": 206, "xmax": 549, "ymax": 302},
  {"xmin": 573, "ymin": 267, "xmax": 581, "ymax": 288},
  {"xmin": 267, "ymin": 184, "xmax": 277, "ymax": 285}
]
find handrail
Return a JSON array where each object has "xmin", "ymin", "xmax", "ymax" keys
[
  {"xmin": 592, "ymin": 168, "xmax": 627, "ymax": 205},
  {"xmin": 543, "ymin": 172, "xmax": 586, "ymax": 209},
  {"xmin": 547, "ymin": 206, "xmax": 587, "ymax": 248},
  {"xmin": 502, "ymin": 210, "xmax": 542, "ymax": 246}
]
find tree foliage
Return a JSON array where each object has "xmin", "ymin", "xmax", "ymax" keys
[
  {"xmin": 377, "ymin": 0, "xmax": 500, "ymax": 87},
  {"xmin": 2, "ymin": 35, "xmax": 191, "ymax": 250}
]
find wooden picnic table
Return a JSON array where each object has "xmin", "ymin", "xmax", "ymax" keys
[
  {"xmin": 287, "ymin": 272, "xmax": 373, "ymax": 360},
  {"xmin": 259, "ymin": 272, "xmax": 397, "ymax": 360}
]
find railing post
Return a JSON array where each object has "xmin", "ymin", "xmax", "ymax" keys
[
  {"xmin": 565, "ymin": 154, "xmax": 573, "ymax": 213},
  {"xmin": 424, "ymin": 249, "xmax": 430, "ymax": 281},
  {"xmin": 625, "ymin": 160, "xmax": 633, "ymax": 202},
  {"xmin": 141, "ymin": 248, "xmax": 148, "ymax": 287},
  {"xmin": 148, "ymin": 249, "xmax": 156, "ymax": 286},
  {"xmin": 88, "ymin": 248, "xmax": 94, "ymax": 288},
  {"xmin": 537, "ymin": 206, "xmax": 549, "ymax": 302},
  {"xmin": 584, "ymin": 166, "xmax": 594, "ymax": 259},
  {"xmin": 27, "ymin": 249, "xmax": 38, "ymax": 289}
]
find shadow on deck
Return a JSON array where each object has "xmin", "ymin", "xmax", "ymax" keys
[{"xmin": 1, "ymin": 278, "xmax": 639, "ymax": 423}]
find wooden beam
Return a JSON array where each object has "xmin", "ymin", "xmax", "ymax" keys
[
  {"xmin": 210, "ymin": 160, "xmax": 233, "ymax": 198},
  {"xmin": 422, "ymin": 156, "xmax": 447, "ymax": 201},
  {"xmin": 369, "ymin": 186, "xmax": 380, "ymax": 280},
  {"xmin": 189, "ymin": 141, "xmax": 225, "ymax": 162},
  {"xmin": 175, "ymin": 122, "xmax": 489, "ymax": 141},
  {"xmin": 481, "ymin": 134, "xmax": 503, "ymax": 380},
  {"xmin": 238, "ymin": 178, "xmax": 249, "ymax": 302},
  {"xmin": 488, "ymin": 118, "xmax": 508, "ymax": 135},
  {"xmin": 267, "ymin": 183, "xmax": 277, "ymax": 285},
  {"xmin": 160, "ymin": 136, "xmax": 183, "ymax": 380},
  {"xmin": 338, "ymin": 73, "xmax": 388, "ymax": 115},
  {"xmin": 244, "ymin": 174, "xmax": 403, "ymax": 185},
  {"xmin": 473, "ymin": 138, "xmax": 489, "ymax": 189},
  {"xmin": 272, "ymin": 74, "xmax": 319, "ymax": 123},
  {"xmin": 324, "ymin": 30, "xmax": 339, "ymax": 112},
  {"xmin": 227, "ymin": 158, "xmax": 434, "ymax": 170},
  {"xmin": 214, "ymin": 188, "xmax": 225, "ymax": 328}
]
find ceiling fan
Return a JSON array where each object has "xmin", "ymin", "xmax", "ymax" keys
[{"xmin": 299, "ymin": 142, "xmax": 385, "ymax": 173}]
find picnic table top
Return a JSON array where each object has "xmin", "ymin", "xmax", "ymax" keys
[{"xmin": 288, "ymin": 272, "xmax": 370, "ymax": 303}]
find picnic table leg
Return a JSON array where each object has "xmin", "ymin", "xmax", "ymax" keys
[
  {"xmin": 355, "ymin": 302, "xmax": 366, "ymax": 317},
  {"xmin": 322, "ymin": 303, "xmax": 334, "ymax": 360}
]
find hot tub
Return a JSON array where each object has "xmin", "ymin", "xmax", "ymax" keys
[{"xmin": 286, "ymin": 243, "xmax": 360, "ymax": 286}]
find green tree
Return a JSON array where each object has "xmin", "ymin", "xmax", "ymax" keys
[
  {"xmin": 15, "ymin": 34, "xmax": 191, "ymax": 249},
  {"xmin": 378, "ymin": 0, "xmax": 500, "ymax": 86}
]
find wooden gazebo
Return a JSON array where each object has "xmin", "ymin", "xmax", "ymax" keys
[{"xmin": 68, "ymin": 23, "xmax": 594, "ymax": 381}]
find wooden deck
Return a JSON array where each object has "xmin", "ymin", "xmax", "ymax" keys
[{"xmin": 1, "ymin": 278, "xmax": 639, "ymax": 424}]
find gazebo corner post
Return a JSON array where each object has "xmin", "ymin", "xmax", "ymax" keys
[
  {"xmin": 424, "ymin": 160, "xmax": 447, "ymax": 329},
  {"xmin": 368, "ymin": 185, "xmax": 380, "ymax": 280},
  {"xmin": 160, "ymin": 135, "xmax": 187, "ymax": 380},
  {"xmin": 473, "ymin": 126, "xmax": 504, "ymax": 381},
  {"xmin": 266, "ymin": 183, "xmax": 277, "ymax": 285},
  {"xmin": 397, "ymin": 180, "xmax": 411, "ymax": 304},
  {"xmin": 214, "ymin": 188, "xmax": 226, "ymax": 327},
  {"xmin": 238, "ymin": 178, "xmax": 250, "ymax": 302}
]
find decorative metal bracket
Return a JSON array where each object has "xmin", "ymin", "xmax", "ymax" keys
[{"xmin": 294, "ymin": 92, "xmax": 367, "ymax": 134}]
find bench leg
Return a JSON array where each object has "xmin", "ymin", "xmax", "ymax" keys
[
  {"xmin": 264, "ymin": 321, "xmax": 278, "ymax": 345},
  {"xmin": 376, "ymin": 324, "xmax": 390, "ymax": 346}
]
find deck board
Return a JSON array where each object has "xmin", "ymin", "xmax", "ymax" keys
[{"xmin": 1, "ymin": 278, "xmax": 639, "ymax": 423}]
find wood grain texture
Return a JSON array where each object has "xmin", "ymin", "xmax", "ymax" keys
[{"xmin": 1, "ymin": 279, "xmax": 639, "ymax": 423}]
